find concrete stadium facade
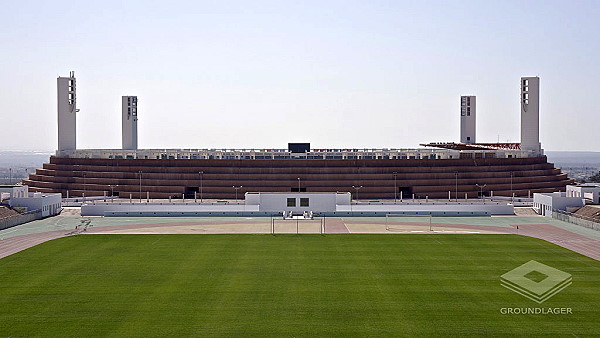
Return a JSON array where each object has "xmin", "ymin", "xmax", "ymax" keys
[{"xmin": 23, "ymin": 155, "xmax": 571, "ymax": 200}]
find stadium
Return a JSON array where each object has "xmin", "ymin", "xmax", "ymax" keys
[
  {"xmin": 1, "ymin": 72, "xmax": 599, "ymax": 337},
  {"xmin": 22, "ymin": 73, "xmax": 572, "ymax": 200}
]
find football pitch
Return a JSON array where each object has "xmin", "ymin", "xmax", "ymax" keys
[{"xmin": 1, "ymin": 234, "xmax": 599, "ymax": 336}]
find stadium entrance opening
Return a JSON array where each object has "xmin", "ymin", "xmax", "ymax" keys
[
  {"xmin": 185, "ymin": 186, "xmax": 199, "ymax": 198},
  {"xmin": 291, "ymin": 187, "xmax": 307, "ymax": 192},
  {"xmin": 399, "ymin": 186, "xmax": 412, "ymax": 196}
]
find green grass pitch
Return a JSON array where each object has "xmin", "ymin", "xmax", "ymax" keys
[{"xmin": 1, "ymin": 234, "xmax": 599, "ymax": 336}]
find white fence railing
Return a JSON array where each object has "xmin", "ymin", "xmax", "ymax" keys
[
  {"xmin": 0, "ymin": 210, "xmax": 43, "ymax": 231},
  {"xmin": 552, "ymin": 210, "xmax": 600, "ymax": 232}
]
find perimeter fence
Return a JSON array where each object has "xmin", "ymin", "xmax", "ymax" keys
[
  {"xmin": 0, "ymin": 210, "xmax": 43, "ymax": 231},
  {"xmin": 553, "ymin": 210, "xmax": 600, "ymax": 232}
]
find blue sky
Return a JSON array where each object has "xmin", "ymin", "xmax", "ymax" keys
[{"xmin": 0, "ymin": 0, "xmax": 598, "ymax": 151}]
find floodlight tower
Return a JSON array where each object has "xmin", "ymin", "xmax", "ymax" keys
[
  {"xmin": 57, "ymin": 71, "xmax": 79, "ymax": 152},
  {"xmin": 460, "ymin": 95, "xmax": 476, "ymax": 144},
  {"xmin": 122, "ymin": 96, "xmax": 138, "ymax": 150},
  {"xmin": 520, "ymin": 77, "xmax": 541, "ymax": 155}
]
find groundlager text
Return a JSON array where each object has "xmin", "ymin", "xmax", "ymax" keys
[{"xmin": 500, "ymin": 307, "xmax": 572, "ymax": 315}]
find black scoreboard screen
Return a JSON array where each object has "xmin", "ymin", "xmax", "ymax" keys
[{"xmin": 288, "ymin": 143, "xmax": 311, "ymax": 153}]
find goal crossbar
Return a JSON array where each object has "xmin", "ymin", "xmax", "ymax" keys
[{"xmin": 271, "ymin": 217, "xmax": 324, "ymax": 234}]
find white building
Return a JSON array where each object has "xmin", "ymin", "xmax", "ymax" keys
[
  {"xmin": 460, "ymin": 95, "xmax": 476, "ymax": 144},
  {"xmin": 520, "ymin": 77, "xmax": 541, "ymax": 155},
  {"xmin": 533, "ymin": 192, "xmax": 584, "ymax": 217},
  {"xmin": 245, "ymin": 192, "xmax": 351, "ymax": 213},
  {"xmin": 122, "ymin": 96, "xmax": 138, "ymax": 150},
  {"xmin": 0, "ymin": 185, "xmax": 28, "ymax": 199},
  {"xmin": 11, "ymin": 192, "xmax": 62, "ymax": 217},
  {"xmin": 57, "ymin": 71, "xmax": 78, "ymax": 151},
  {"xmin": 0, "ymin": 185, "xmax": 62, "ymax": 217},
  {"xmin": 566, "ymin": 184, "xmax": 600, "ymax": 205}
]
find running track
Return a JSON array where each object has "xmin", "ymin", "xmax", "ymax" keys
[{"xmin": 1, "ymin": 219, "xmax": 598, "ymax": 261}]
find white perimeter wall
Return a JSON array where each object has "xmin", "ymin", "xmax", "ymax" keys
[
  {"xmin": 82, "ymin": 203, "xmax": 260, "ymax": 216},
  {"xmin": 336, "ymin": 202, "xmax": 514, "ymax": 215},
  {"xmin": 82, "ymin": 198, "xmax": 513, "ymax": 216}
]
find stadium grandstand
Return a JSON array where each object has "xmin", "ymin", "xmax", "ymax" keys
[{"xmin": 22, "ymin": 73, "xmax": 572, "ymax": 199}]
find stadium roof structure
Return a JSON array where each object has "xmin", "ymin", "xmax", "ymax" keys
[{"xmin": 420, "ymin": 142, "xmax": 521, "ymax": 151}]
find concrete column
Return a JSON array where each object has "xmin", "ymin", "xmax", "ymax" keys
[
  {"xmin": 122, "ymin": 96, "xmax": 138, "ymax": 150},
  {"xmin": 57, "ymin": 71, "xmax": 78, "ymax": 152},
  {"xmin": 520, "ymin": 77, "xmax": 541, "ymax": 155},
  {"xmin": 460, "ymin": 96, "xmax": 476, "ymax": 144}
]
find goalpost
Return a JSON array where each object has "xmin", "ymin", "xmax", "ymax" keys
[
  {"xmin": 271, "ymin": 216, "xmax": 324, "ymax": 234},
  {"xmin": 385, "ymin": 214, "xmax": 433, "ymax": 232}
]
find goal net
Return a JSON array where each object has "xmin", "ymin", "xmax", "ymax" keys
[
  {"xmin": 271, "ymin": 217, "xmax": 324, "ymax": 234},
  {"xmin": 385, "ymin": 214, "xmax": 432, "ymax": 232}
]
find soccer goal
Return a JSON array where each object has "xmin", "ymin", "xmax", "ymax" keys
[
  {"xmin": 385, "ymin": 214, "xmax": 433, "ymax": 232},
  {"xmin": 271, "ymin": 216, "xmax": 324, "ymax": 234}
]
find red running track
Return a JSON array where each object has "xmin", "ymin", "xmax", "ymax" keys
[
  {"xmin": 323, "ymin": 218, "xmax": 350, "ymax": 234},
  {"xmin": 0, "ymin": 230, "xmax": 75, "ymax": 260},
  {"xmin": 514, "ymin": 224, "xmax": 600, "ymax": 261},
  {"xmin": 0, "ymin": 220, "xmax": 598, "ymax": 261}
]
